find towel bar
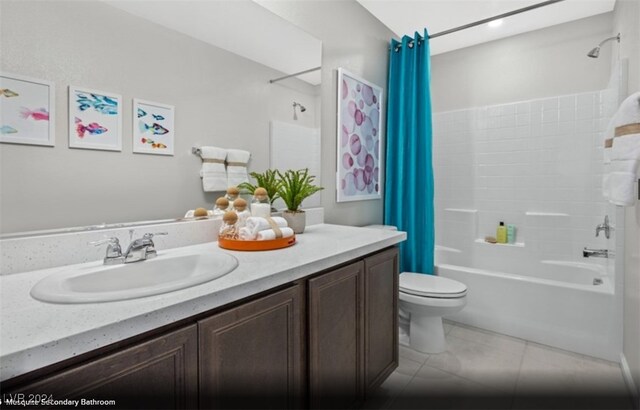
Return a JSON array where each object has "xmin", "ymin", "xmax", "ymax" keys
[{"xmin": 192, "ymin": 147, "xmax": 202, "ymax": 156}]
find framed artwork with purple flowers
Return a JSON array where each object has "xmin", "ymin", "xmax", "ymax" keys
[
  {"xmin": 68, "ymin": 86, "xmax": 122, "ymax": 151},
  {"xmin": 0, "ymin": 72, "xmax": 55, "ymax": 147},
  {"xmin": 132, "ymin": 99, "xmax": 174, "ymax": 156},
  {"xmin": 336, "ymin": 68, "xmax": 383, "ymax": 202}
]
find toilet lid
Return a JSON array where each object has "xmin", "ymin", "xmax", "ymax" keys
[{"xmin": 399, "ymin": 272, "xmax": 467, "ymax": 298}]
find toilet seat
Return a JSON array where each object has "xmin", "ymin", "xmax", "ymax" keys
[{"xmin": 400, "ymin": 272, "xmax": 467, "ymax": 299}]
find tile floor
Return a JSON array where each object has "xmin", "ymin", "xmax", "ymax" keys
[{"xmin": 366, "ymin": 322, "xmax": 633, "ymax": 410}]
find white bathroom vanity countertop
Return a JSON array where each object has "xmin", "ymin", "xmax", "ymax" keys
[{"xmin": 0, "ymin": 224, "xmax": 406, "ymax": 381}]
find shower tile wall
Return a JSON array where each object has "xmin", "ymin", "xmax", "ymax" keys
[{"xmin": 433, "ymin": 89, "xmax": 618, "ymax": 262}]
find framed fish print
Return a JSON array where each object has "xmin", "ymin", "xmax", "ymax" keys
[
  {"xmin": 132, "ymin": 99, "xmax": 174, "ymax": 156},
  {"xmin": 0, "ymin": 72, "xmax": 55, "ymax": 147},
  {"xmin": 68, "ymin": 85, "xmax": 122, "ymax": 151},
  {"xmin": 336, "ymin": 68, "xmax": 383, "ymax": 202}
]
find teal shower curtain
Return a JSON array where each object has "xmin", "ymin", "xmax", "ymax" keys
[{"xmin": 384, "ymin": 30, "xmax": 435, "ymax": 274}]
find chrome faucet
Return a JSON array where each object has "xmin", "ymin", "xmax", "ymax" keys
[
  {"xmin": 595, "ymin": 215, "xmax": 611, "ymax": 239},
  {"xmin": 90, "ymin": 232, "xmax": 167, "ymax": 265},
  {"xmin": 123, "ymin": 232, "xmax": 167, "ymax": 263},
  {"xmin": 90, "ymin": 237, "xmax": 124, "ymax": 265},
  {"xmin": 583, "ymin": 247, "xmax": 609, "ymax": 258}
]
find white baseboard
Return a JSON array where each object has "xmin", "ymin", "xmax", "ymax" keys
[{"xmin": 621, "ymin": 353, "xmax": 640, "ymax": 409}]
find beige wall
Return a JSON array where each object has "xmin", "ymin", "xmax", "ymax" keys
[
  {"xmin": 431, "ymin": 13, "xmax": 614, "ymax": 112},
  {"xmin": 0, "ymin": 0, "xmax": 319, "ymax": 233},
  {"xmin": 253, "ymin": 1, "xmax": 396, "ymax": 226},
  {"xmin": 613, "ymin": 0, "xmax": 640, "ymax": 401}
]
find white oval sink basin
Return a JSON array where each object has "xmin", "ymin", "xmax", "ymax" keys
[{"xmin": 30, "ymin": 251, "xmax": 238, "ymax": 304}]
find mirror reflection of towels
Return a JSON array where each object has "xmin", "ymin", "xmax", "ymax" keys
[
  {"xmin": 226, "ymin": 149, "xmax": 251, "ymax": 187},
  {"xmin": 200, "ymin": 146, "xmax": 228, "ymax": 192}
]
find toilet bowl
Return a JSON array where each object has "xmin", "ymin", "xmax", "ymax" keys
[
  {"xmin": 364, "ymin": 224, "xmax": 468, "ymax": 353},
  {"xmin": 399, "ymin": 272, "xmax": 467, "ymax": 353}
]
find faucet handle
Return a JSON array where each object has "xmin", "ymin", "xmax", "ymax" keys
[
  {"xmin": 90, "ymin": 237, "xmax": 123, "ymax": 264},
  {"xmin": 142, "ymin": 232, "xmax": 168, "ymax": 240},
  {"xmin": 89, "ymin": 237, "xmax": 120, "ymax": 246}
]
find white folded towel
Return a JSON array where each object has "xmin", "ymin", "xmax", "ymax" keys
[
  {"xmin": 239, "ymin": 227, "xmax": 256, "ymax": 240},
  {"xmin": 238, "ymin": 226, "xmax": 294, "ymax": 241},
  {"xmin": 235, "ymin": 210, "xmax": 251, "ymax": 229},
  {"xmin": 256, "ymin": 227, "xmax": 294, "ymax": 241},
  {"xmin": 245, "ymin": 216, "xmax": 288, "ymax": 236},
  {"xmin": 200, "ymin": 146, "xmax": 228, "ymax": 192},
  {"xmin": 226, "ymin": 149, "xmax": 251, "ymax": 187},
  {"xmin": 603, "ymin": 92, "xmax": 640, "ymax": 206}
]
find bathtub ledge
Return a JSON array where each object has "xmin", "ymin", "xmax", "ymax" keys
[{"xmin": 474, "ymin": 238, "xmax": 525, "ymax": 247}]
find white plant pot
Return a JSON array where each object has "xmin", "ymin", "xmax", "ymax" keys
[{"xmin": 282, "ymin": 210, "xmax": 306, "ymax": 234}]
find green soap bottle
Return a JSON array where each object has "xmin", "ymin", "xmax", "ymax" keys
[{"xmin": 496, "ymin": 221, "xmax": 507, "ymax": 244}]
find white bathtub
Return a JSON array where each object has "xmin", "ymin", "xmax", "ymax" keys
[{"xmin": 435, "ymin": 246, "xmax": 618, "ymax": 361}]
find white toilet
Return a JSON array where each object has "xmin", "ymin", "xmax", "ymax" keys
[
  {"xmin": 399, "ymin": 272, "xmax": 467, "ymax": 353},
  {"xmin": 365, "ymin": 225, "xmax": 468, "ymax": 354}
]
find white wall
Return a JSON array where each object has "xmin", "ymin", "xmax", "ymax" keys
[
  {"xmin": 0, "ymin": 0, "xmax": 319, "ymax": 234},
  {"xmin": 431, "ymin": 13, "xmax": 614, "ymax": 112},
  {"xmin": 612, "ymin": 0, "xmax": 640, "ymax": 401},
  {"xmin": 250, "ymin": 0, "xmax": 396, "ymax": 226}
]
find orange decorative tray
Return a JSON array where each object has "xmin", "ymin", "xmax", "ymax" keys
[{"xmin": 218, "ymin": 235, "xmax": 296, "ymax": 251}]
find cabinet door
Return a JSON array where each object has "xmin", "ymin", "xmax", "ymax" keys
[
  {"xmin": 308, "ymin": 261, "xmax": 365, "ymax": 408},
  {"xmin": 198, "ymin": 285, "xmax": 304, "ymax": 409},
  {"xmin": 364, "ymin": 247, "xmax": 399, "ymax": 392},
  {"xmin": 7, "ymin": 325, "xmax": 198, "ymax": 409}
]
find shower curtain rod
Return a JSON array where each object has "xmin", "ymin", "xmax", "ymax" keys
[
  {"xmin": 269, "ymin": 66, "xmax": 321, "ymax": 83},
  {"xmin": 393, "ymin": 0, "xmax": 564, "ymax": 49}
]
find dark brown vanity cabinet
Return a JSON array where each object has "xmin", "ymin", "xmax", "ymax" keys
[
  {"xmin": 363, "ymin": 247, "xmax": 399, "ymax": 391},
  {"xmin": 3, "ymin": 247, "xmax": 399, "ymax": 409},
  {"xmin": 307, "ymin": 247, "xmax": 399, "ymax": 408},
  {"xmin": 198, "ymin": 285, "xmax": 304, "ymax": 409},
  {"xmin": 7, "ymin": 325, "xmax": 198, "ymax": 409},
  {"xmin": 308, "ymin": 261, "xmax": 365, "ymax": 407}
]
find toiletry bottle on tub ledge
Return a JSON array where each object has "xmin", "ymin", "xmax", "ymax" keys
[
  {"xmin": 507, "ymin": 224, "xmax": 516, "ymax": 244},
  {"xmin": 497, "ymin": 222, "xmax": 507, "ymax": 244}
]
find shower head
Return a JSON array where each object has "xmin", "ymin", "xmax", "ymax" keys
[
  {"xmin": 292, "ymin": 102, "xmax": 306, "ymax": 120},
  {"xmin": 587, "ymin": 33, "xmax": 620, "ymax": 58},
  {"xmin": 587, "ymin": 46, "xmax": 600, "ymax": 58}
]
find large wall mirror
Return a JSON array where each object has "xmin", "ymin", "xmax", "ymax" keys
[{"xmin": 0, "ymin": 0, "xmax": 322, "ymax": 236}]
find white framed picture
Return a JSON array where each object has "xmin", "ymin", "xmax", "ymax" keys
[
  {"xmin": 0, "ymin": 72, "xmax": 55, "ymax": 147},
  {"xmin": 132, "ymin": 99, "xmax": 174, "ymax": 156},
  {"xmin": 68, "ymin": 86, "xmax": 122, "ymax": 151},
  {"xmin": 336, "ymin": 68, "xmax": 383, "ymax": 202}
]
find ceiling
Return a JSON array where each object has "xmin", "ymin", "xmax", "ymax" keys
[
  {"xmin": 103, "ymin": 0, "xmax": 322, "ymax": 85},
  {"xmin": 357, "ymin": 0, "xmax": 616, "ymax": 55}
]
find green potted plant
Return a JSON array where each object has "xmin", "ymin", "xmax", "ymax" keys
[
  {"xmin": 238, "ymin": 169, "xmax": 281, "ymax": 212},
  {"xmin": 276, "ymin": 168, "xmax": 323, "ymax": 234}
]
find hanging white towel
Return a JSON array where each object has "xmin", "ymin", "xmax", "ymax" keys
[
  {"xmin": 200, "ymin": 146, "xmax": 227, "ymax": 192},
  {"xmin": 603, "ymin": 92, "xmax": 640, "ymax": 206},
  {"xmin": 226, "ymin": 149, "xmax": 251, "ymax": 187},
  {"xmin": 602, "ymin": 145, "xmax": 612, "ymax": 201}
]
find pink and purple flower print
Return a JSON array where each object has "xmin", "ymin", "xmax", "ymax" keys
[{"xmin": 338, "ymin": 71, "xmax": 382, "ymax": 201}]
